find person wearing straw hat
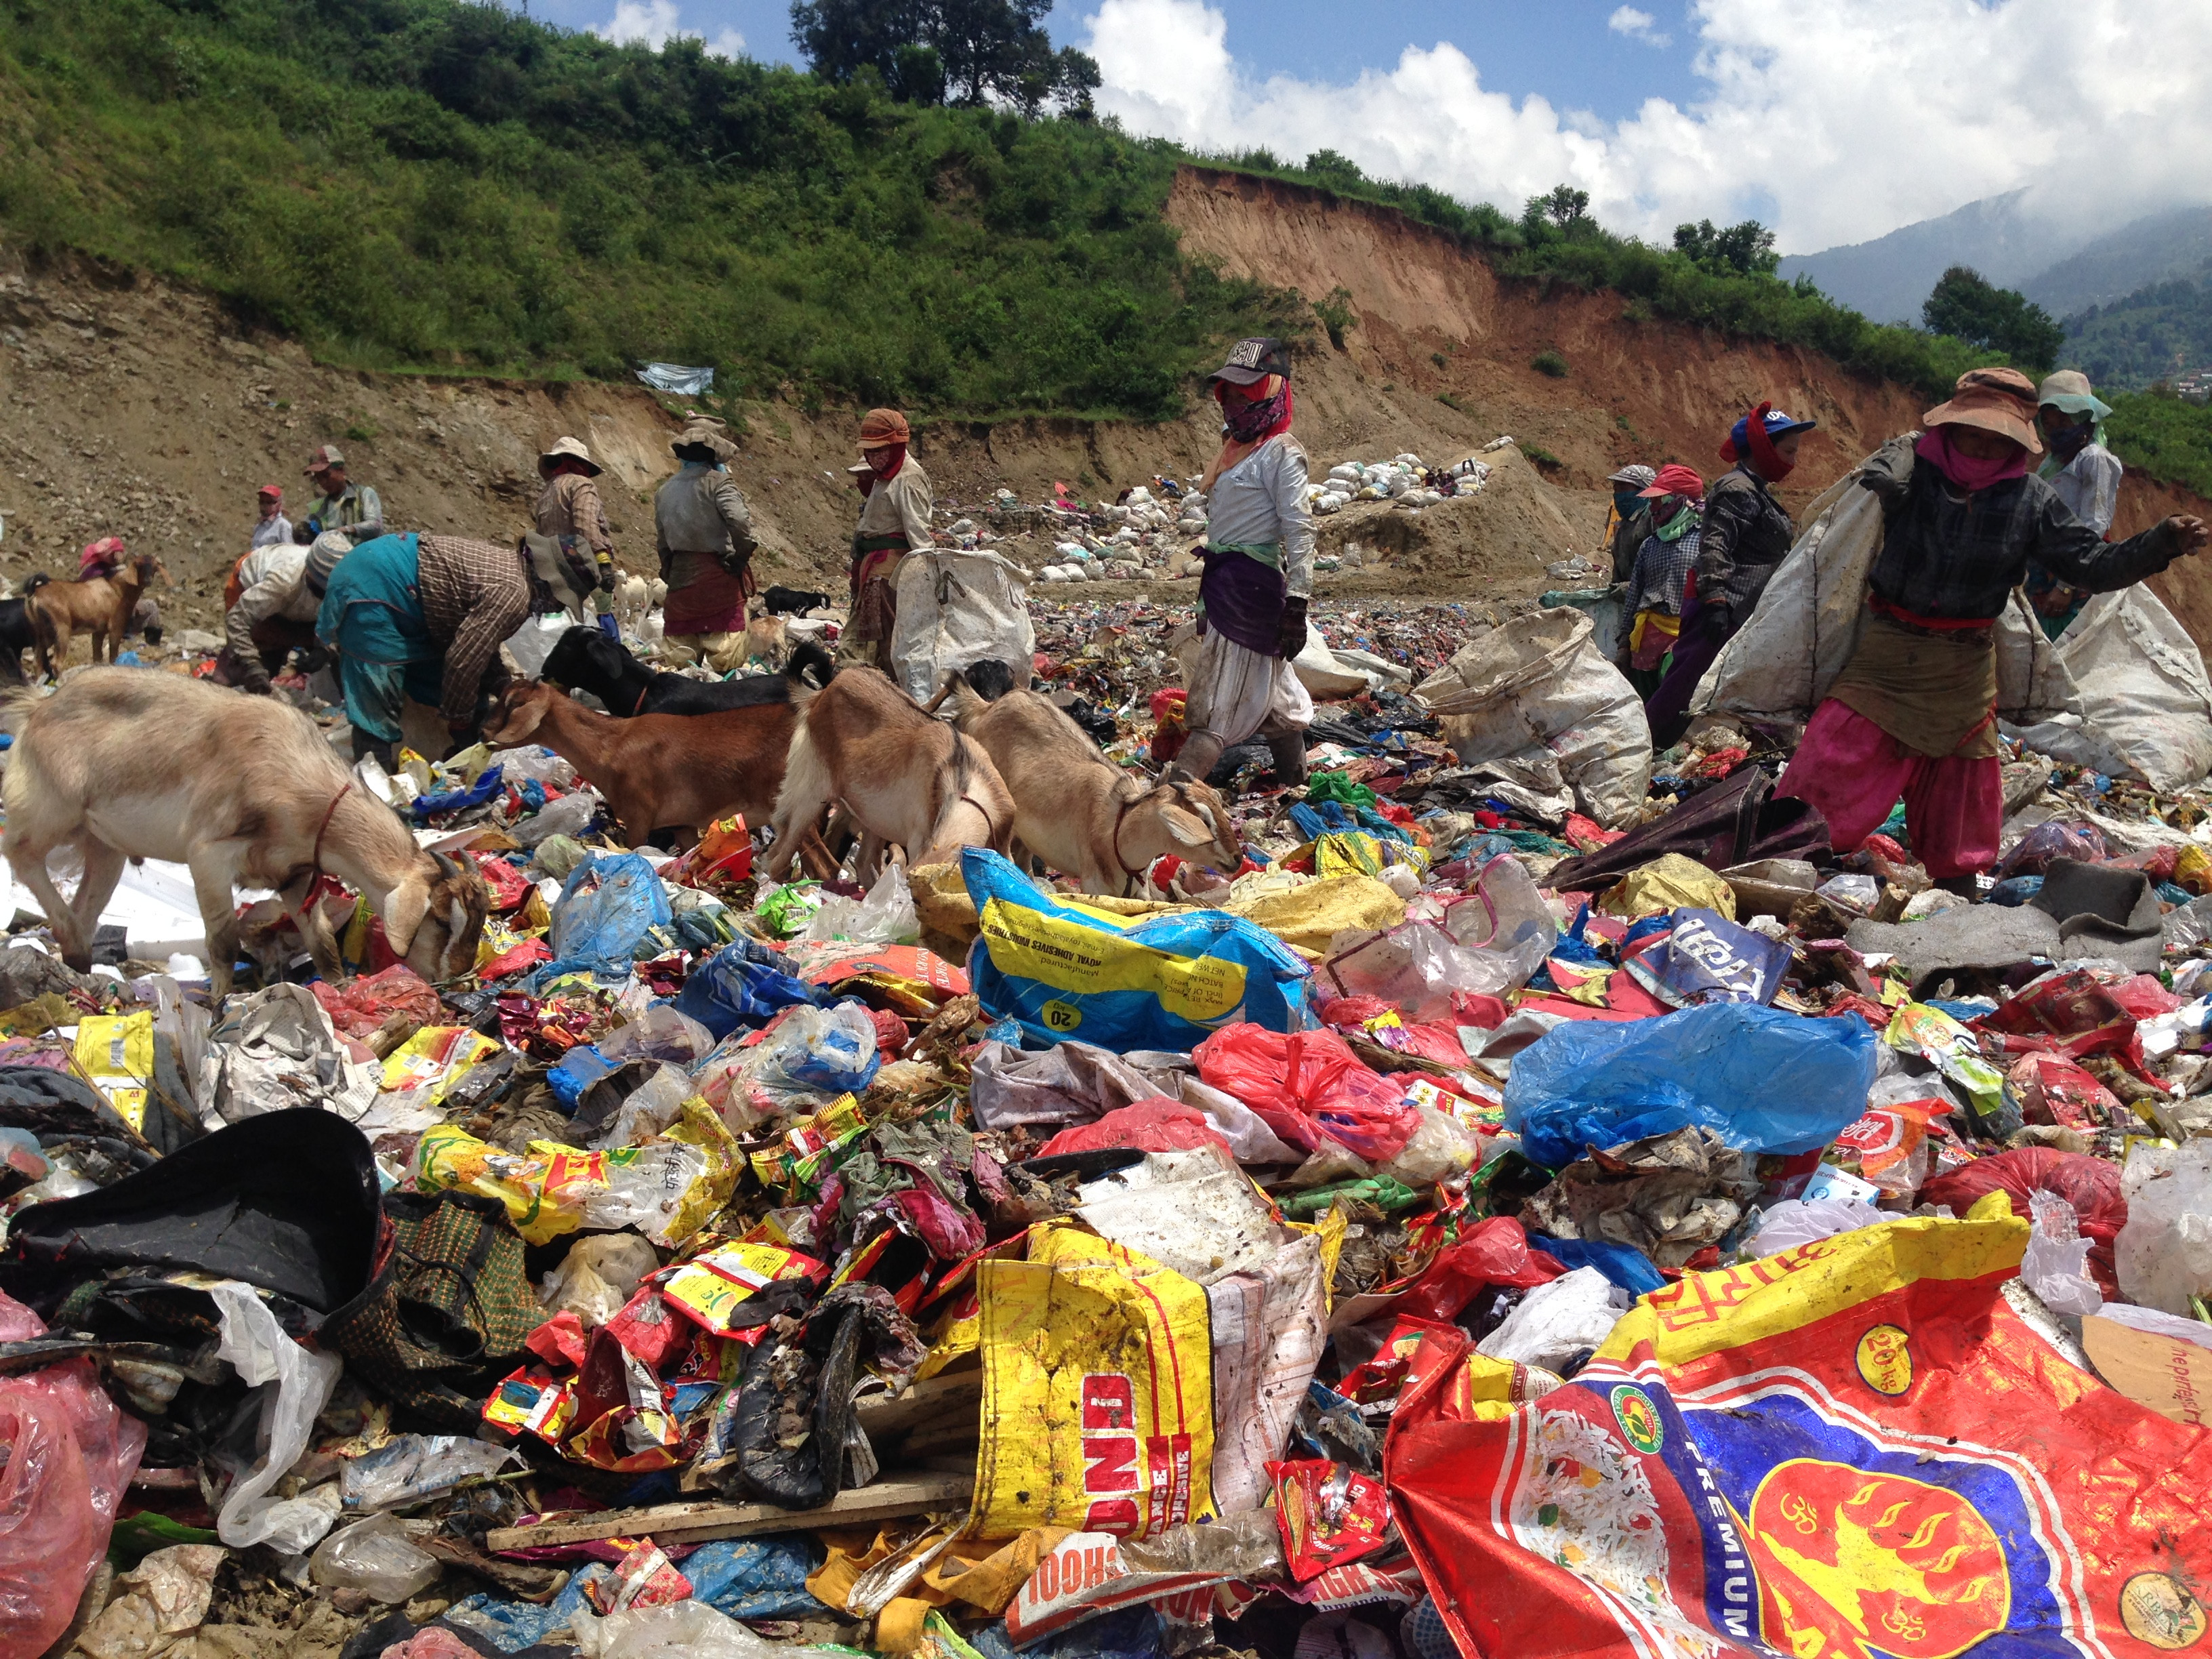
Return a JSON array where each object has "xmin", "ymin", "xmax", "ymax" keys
[
  {"xmin": 1616, "ymin": 463, "xmax": 1705, "ymax": 699},
  {"xmin": 845, "ymin": 407, "xmax": 934, "ymax": 674},
  {"xmin": 535, "ymin": 436, "xmax": 619, "ymax": 612},
  {"xmin": 2023, "ymin": 369, "xmax": 2123, "ymax": 638},
  {"xmin": 1605, "ymin": 463, "xmax": 1658, "ymax": 581},
  {"xmin": 1778, "ymin": 367, "xmax": 2208, "ymax": 888},
  {"xmin": 653, "ymin": 415, "xmax": 758, "ymax": 672},
  {"xmin": 1168, "ymin": 336, "xmax": 1316, "ymax": 792}
]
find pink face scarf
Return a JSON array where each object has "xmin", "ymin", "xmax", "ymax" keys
[{"xmin": 1917, "ymin": 426, "xmax": 2030, "ymax": 493}]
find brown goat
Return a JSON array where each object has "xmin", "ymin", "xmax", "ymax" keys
[
  {"xmin": 29, "ymin": 551, "xmax": 167, "ymax": 675},
  {"xmin": 927, "ymin": 672, "xmax": 1244, "ymax": 895},
  {"xmin": 1, "ymin": 670, "xmax": 487, "ymax": 998},
  {"xmin": 483, "ymin": 680, "xmax": 802, "ymax": 847},
  {"xmin": 764, "ymin": 666, "xmax": 1015, "ymax": 881}
]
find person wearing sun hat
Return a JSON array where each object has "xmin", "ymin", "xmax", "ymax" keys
[
  {"xmin": 1168, "ymin": 336, "xmax": 1316, "ymax": 793},
  {"xmin": 1777, "ymin": 366, "xmax": 2208, "ymax": 889},
  {"xmin": 655, "ymin": 415, "xmax": 758, "ymax": 670},
  {"xmin": 1645, "ymin": 401, "xmax": 1816, "ymax": 746},
  {"xmin": 534, "ymin": 436, "xmax": 619, "ymax": 613},
  {"xmin": 2022, "ymin": 369, "xmax": 2123, "ymax": 638},
  {"xmin": 844, "ymin": 407, "xmax": 934, "ymax": 674},
  {"xmin": 1605, "ymin": 463, "xmax": 1658, "ymax": 581},
  {"xmin": 1616, "ymin": 463, "xmax": 1706, "ymax": 699}
]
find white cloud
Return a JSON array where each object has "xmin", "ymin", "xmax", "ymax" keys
[
  {"xmin": 1081, "ymin": 0, "xmax": 2212, "ymax": 253},
  {"xmin": 1608, "ymin": 7, "xmax": 1670, "ymax": 46},
  {"xmin": 595, "ymin": 0, "xmax": 742, "ymax": 58}
]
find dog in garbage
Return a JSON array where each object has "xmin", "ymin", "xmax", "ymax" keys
[
  {"xmin": 761, "ymin": 586, "xmax": 832, "ymax": 617},
  {"xmin": 926, "ymin": 668, "xmax": 1242, "ymax": 895},
  {"xmin": 764, "ymin": 666, "xmax": 1015, "ymax": 882},
  {"xmin": 483, "ymin": 677, "xmax": 808, "ymax": 848},
  {"xmin": 0, "ymin": 577, "xmax": 46, "ymax": 684},
  {"xmin": 541, "ymin": 626, "xmax": 832, "ymax": 716},
  {"xmin": 0, "ymin": 670, "xmax": 487, "ymax": 998}
]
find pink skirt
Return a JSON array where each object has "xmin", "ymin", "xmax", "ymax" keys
[{"xmin": 1776, "ymin": 699, "xmax": 2001, "ymax": 879}]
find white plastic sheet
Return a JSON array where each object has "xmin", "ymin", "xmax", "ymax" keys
[{"xmin": 211, "ymin": 1280, "xmax": 344, "ymax": 1555}]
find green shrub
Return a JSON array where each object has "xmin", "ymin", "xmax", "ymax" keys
[
  {"xmin": 1523, "ymin": 443, "xmax": 1563, "ymax": 469},
  {"xmin": 1532, "ymin": 350, "xmax": 1568, "ymax": 377}
]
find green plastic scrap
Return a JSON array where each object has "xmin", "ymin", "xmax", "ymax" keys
[
  {"xmin": 1278, "ymin": 1174, "xmax": 1425, "ymax": 1217},
  {"xmin": 1306, "ymin": 771, "xmax": 1378, "ymax": 810}
]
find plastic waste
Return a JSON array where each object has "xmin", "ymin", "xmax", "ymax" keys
[
  {"xmin": 1744, "ymin": 1197, "xmax": 1891, "ymax": 1258},
  {"xmin": 1474, "ymin": 1266, "xmax": 1630, "ymax": 1374},
  {"xmin": 1925, "ymin": 1147, "xmax": 2125, "ymax": 1298},
  {"xmin": 573, "ymin": 1599, "xmax": 851, "ymax": 1659},
  {"xmin": 673, "ymin": 939, "xmax": 820, "ymax": 1040},
  {"xmin": 1193, "ymin": 1027, "xmax": 1421, "ymax": 1164},
  {"xmin": 1504, "ymin": 1002, "xmax": 1879, "ymax": 1170},
  {"xmin": 340, "ymin": 1434, "xmax": 523, "ymax": 1513},
  {"xmin": 2114, "ymin": 1141, "xmax": 2212, "ymax": 1315},
  {"xmin": 693, "ymin": 1002, "xmax": 882, "ymax": 1130},
  {"xmin": 513, "ymin": 787, "xmax": 602, "ymax": 848},
  {"xmin": 310, "ymin": 1512, "xmax": 441, "ymax": 1604},
  {"xmin": 798, "ymin": 863, "xmax": 920, "ymax": 947},
  {"xmin": 2022, "ymin": 1189, "xmax": 2104, "ymax": 1317},
  {"xmin": 540, "ymin": 853, "xmax": 672, "ymax": 981},
  {"xmin": 541, "ymin": 1232, "xmax": 663, "ymax": 1327},
  {"xmin": 211, "ymin": 1279, "xmax": 344, "ymax": 1555},
  {"xmin": 68, "ymin": 1542, "xmax": 225, "ymax": 1659},
  {"xmin": 1319, "ymin": 857, "xmax": 1555, "ymax": 1021}
]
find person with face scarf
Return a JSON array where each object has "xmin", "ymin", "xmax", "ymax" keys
[
  {"xmin": 1605, "ymin": 464, "xmax": 1658, "ymax": 581},
  {"xmin": 1171, "ymin": 337, "xmax": 1316, "ymax": 790},
  {"xmin": 1644, "ymin": 402, "xmax": 1816, "ymax": 747},
  {"xmin": 845, "ymin": 407, "xmax": 934, "ymax": 675},
  {"xmin": 1616, "ymin": 464, "xmax": 1706, "ymax": 699},
  {"xmin": 1778, "ymin": 367, "xmax": 2209, "ymax": 889},
  {"xmin": 2022, "ymin": 369, "xmax": 2123, "ymax": 638}
]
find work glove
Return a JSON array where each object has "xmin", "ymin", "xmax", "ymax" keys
[
  {"xmin": 1275, "ymin": 596, "xmax": 1309, "ymax": 661},
  {"xmin": 596, "ymin": 555, "xmax": 617, "ymax": 593}
]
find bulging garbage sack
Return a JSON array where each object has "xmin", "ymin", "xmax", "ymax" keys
[
  {"xmin": 2003, "ymin": 585, "xmax": 2212, "ymax": 792},
  {"xmin": 1414, "ymin": 610, "xmax": 1652, "ymax": 828},
  {"xmin": 1503, "ymin": 1002, "xmax": 1878, "ymax": 1171},
  {"xmin": 964, "ymin": 849, "xmax": 1311, "ymax": 1049},
  {"xmin": 890, "ymin": 549, "xmax": 1036, "ymax": 705}
]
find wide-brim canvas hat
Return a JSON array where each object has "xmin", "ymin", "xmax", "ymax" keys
[
  {"xmin": 1925, "ymin": 367, "xmax": 2044, "ymax": 453},
  {"xmin": 671, "ymin": 417, "xmax": 736, "ymax": 462},
  {"xmin": 2036, "ymin": 369, "xmax": 2112, "ymax": 423},
  {"xmin": 539, "ymin": 435, "xmax": 602, "ymax": 475}
]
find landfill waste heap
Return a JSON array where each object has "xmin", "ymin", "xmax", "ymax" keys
[{"xmin": 6, "ymin": 451, "xmax": 2212, "ymax": 1659}]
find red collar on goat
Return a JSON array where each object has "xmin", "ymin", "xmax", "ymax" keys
[{"xmin": 312, "ymin": 781, "xmax": 353, "ymax": 873}]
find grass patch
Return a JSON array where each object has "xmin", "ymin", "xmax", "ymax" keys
[
  {"xmin": 1522, "ymin": 443, "xmax": 1563, "ymax": 469},
  {"xmin": 1531, "ymin": 350, "xmax": 1568, "ymax": 378},
  {"xmin": 1437, "ymin": 390, "xmax": 1465, "ymax": 411}
]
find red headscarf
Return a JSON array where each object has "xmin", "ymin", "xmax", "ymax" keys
[
  {"xmin": 859, "ymin": 408, "xmax": 910, "ymax": 482},
  {"xmin": 79, "ymin": 537, "xmax": 126, "ymax": 579},
  {"xmin": 1719, "ymin": 401, "xmax": 1796, "ymax": 483}
]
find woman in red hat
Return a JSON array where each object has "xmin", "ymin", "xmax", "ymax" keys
[
  {"xmin": 1618, "ymin": 462, "xmax": 1706, "ymax": 699},
  {"xmin": 1779, "ymin": 367, "xmax": 2208, "ymax": 890}
]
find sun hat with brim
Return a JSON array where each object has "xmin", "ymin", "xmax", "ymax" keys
[
  {"xmin": 1208, "ymin": 337, "xmax": 1292, "ymax": 387},
  {"xmin": 539, "ymin": 435, "xmax": 602, "ymax": 475},
  {"xmin": 671, "ymin": 420, "xmax": 736, "ymax": 462},
  {"xmin": 1639, "ymin": 463, "xmax": 1706, "ymax": 499},
  {"xmin": 2036, "ymin": 369, "xmax": 2112, "ymax": 423},
  {"xmin": 1607, "ymin": 464, "xmax": 1658, "ymax": 489},
  {"xmin": 1925, "ymin": 367, "xmax": 2043, "ymax": 453},
  {"xmin": 304, "ymin": 444, "xmax": 346, "ymax": 474}
]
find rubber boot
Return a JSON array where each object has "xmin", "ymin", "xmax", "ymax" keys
[
  {"xmin": 1268, "ymin": 730, "xmax": 1308, "ymax": 791},
  {"xmin": 1170, "ymin": 731, "xmax": 1225, "ymax": 785}
]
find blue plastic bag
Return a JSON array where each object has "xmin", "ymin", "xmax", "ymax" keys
[
  {"xmin": 1623, "ymin": 907, "xmax": 1793, "ymax": 1008},
  {"xmin": 412, "ymin": 764, "xmax": 504, "ymax": 821},
  {"xmin": 962, "ymin": 848, "xmax": 1310, "ymax": 1050},
  {"xmin": 1527, "ymin": 1232, "xmax": 1666, "ymax": 1296},
  {"xmin": 680, "ymin": 1535, "xmax": 828, "ymax": 1619},
  {"xmin": 1504, "ymin": 1002, "xmax": 1877, "ymax": 1170},
  {"xmin": 527, "ymin": 851, "xmax": 670, "ymax": 985},
  {"xmin": 673, "ymin": 938, "xmax": 820, "ymax": 1039}
]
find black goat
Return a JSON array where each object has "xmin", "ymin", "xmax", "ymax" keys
[
  {"xmin": 761, "ymin": 586, "xmax": 832, "ymax": 617},
  {"xmin": 541, "ymin": 626, "xmax": 834, "ymax": 717},
  {"xmin": 0, "ymin": 576, "xmax": 49, "ymax": 684}
]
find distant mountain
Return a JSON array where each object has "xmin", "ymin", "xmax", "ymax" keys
[
  {"xmin": 1776, "ymin": 191, "xmax": 2089, "ymax": 325},
  {"xmin": 2025, "ymin": 205, "xmax": 2212, "ymax": 318},
  {"xmin": 2061, "ymin": 276, "xmax": 2212, "ymax": 390}
]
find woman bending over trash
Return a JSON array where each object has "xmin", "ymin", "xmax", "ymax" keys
[
  {"xmin": 1170, "ymin": 337, "xmax": 1317, "ymax": 791},
  {"xmin": 1778, "ymin": 367, "xmax": 2208, "ymax": 890}
]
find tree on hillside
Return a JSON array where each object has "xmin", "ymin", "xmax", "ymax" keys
[
  {"xmin": 790, "ymin": 0, "xmax": 1099, "ymax": 115},
  {"xmin": 1303, "ymin": 150, "xmax": 1368, "ymax": 192},
  {"xmin": 1922, "ymin": 266, "xmax": 2066, "ymax": 370},
  {"xmin": 1673, "ymin": 218, "xmax": 1779, "ymax": 279}
]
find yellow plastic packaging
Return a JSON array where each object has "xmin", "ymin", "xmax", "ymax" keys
[
  {"xmin": 381, "ymin": 1025, "xmax": 501, "ymax": 1101},
  {"xmin": 74, "ymin": 1011, "xmax": 155, "ymax": 1132},
  {"xmin": 972, "ymin": 1225, "xmax": 1216, "ymax": 1541},
  {"xmin": 1599, "ymin": 852, "xmax": 1737, "ymax": 922},
  {"xmin": 1225, "ymin": 874, "xmax": 1406, "ymax": 953}
]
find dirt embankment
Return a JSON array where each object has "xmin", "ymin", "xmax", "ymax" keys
[{"xmin": 4, "ymin": 171, "xmax": 2207, "ymax": 640}]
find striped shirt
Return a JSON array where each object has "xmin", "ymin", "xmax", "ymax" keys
[{"xmin": 417, "ymin": 535, "xmax": 532, "ymax": 723}]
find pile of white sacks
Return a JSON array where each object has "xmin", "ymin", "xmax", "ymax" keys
[
  {"xmin": 1311, "ymin": 454, "xmax": 1489, "ymax": 516},
  {"xmin": 1036, "ymin": 485, "xmax": 1210, "ymax": 582}
]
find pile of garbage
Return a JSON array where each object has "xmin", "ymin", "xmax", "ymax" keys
[{"xmin": 14, "ymin": 569, "xmax": 2212, "ymax": 1659}]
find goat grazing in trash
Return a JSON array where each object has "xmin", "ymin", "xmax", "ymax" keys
[
  {"xmin": 483, "ymin": 676, "xmax": 806, "ymax": 848},
  {"xmin": 541, "ymin": 625, "xmax": 832, "ymax": 717},
  {"xmin": 1, "ymin": 670, "xmax": 488, "ymax": 998},
  {"xmin": 764, "ymin": 666, "xmax": 1015, "ymax": 881},
  {"xmin": 927, "ymin": 668, "xmax": 1242, "ymax": 895},
  {"xmin": 28, "ymin": 551, "xmax": 167, "ymax": 675}
]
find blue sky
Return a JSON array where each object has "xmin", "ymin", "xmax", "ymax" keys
[
  {"xmin": 495, "ymin": 0, "xmax": 2212, "ymax": 254},
  {"xmin": 512, "ymin": 0, "xmax": 1692, "ymax": 125}
]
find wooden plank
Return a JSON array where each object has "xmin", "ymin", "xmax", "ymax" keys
[
  {"xmin": 485, "ymin": 1473, "xmax": 971, "ymax": 1553},
  {"xmin": 852, "ymin": 1370, "xmax": 983, "ymax": 1442}
]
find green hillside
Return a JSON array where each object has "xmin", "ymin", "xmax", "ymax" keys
[{"xmin": 2064, "ymin": 276, "xmax": 2212, "ymax": 391}]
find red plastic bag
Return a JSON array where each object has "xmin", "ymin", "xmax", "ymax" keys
[
  {"xmin": 312, "ymin": 963, "xmax": 444, "ymax": 1042},
  {"xmin": 1193, "ymin": 1027, "xmax": 1420, "ymax": 1162},
  {"xmin": 1921, "ymin": 1148, "xmax": 2127, "ymax": 1297},
  {"xmin": 1036, "ymin": 1100, "xmax": 1235, "ymax": 1160},
  {"xmin": 0, "ymin": 1291, "xmax": 146, "ymax": 1659},
  {"xmin": 1392, "ymin": 1216, "xmax": 1564, "ymax": 1322}
]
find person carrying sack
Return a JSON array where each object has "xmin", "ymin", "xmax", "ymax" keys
[
  {"xmin": 844, "ymin": 407, "xmax": 933, "ymax": 674},
  {"xmin": 653, "ymin": 416, "xmax": 758, "ymax": 672}
]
